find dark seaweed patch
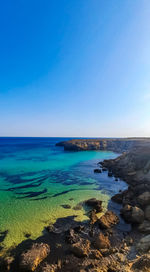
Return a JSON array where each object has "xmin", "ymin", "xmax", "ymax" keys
[
  {"xmin": 0, "ymin": 230, "xmax": 8, "ymax": 243},
  {"xmin": 6, "ymin": 181, "xmax": 42, "ymax": 191},
  {"xmin": 16, "ymin": 188, "xmax": 47, "ymax": 199},
  {"xmin": 30, "ymin": 196, "xmax": 48, "ymax": 201}
]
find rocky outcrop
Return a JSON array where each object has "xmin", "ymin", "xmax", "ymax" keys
[
  {"xmin": 84, "ymin": 198, "xmax": 103, "ymax": 213},
  {"xmin": 19, "ymin": 243, "xmax": 50, "ymax": 271},
  {"xmin": 121, "ymin": 205, "xmax": 144, "ymax": 224},
  {"xmin": 136, "ymin": 234, "xmax": 150, "ymax": 253},
  {"xmin": 94, "ymin": 233, "xmax": 110, "ymax": 250},
  {"xmin": 56, "ymin": 138, "xmax": 150, "ymax": 153},
  {"xmin": 70, "ymin": 239, "xmax": 90, "ymax": 257},
  {"xmin": 98, "ymin": 211, "xmax": 119, "ymax": 229}
]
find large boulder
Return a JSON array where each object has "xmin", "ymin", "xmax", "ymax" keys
[
  {"xmin": 98, "ymin": 211, "xmax": 119, "ymax": 229},
  {"xmin": 121, "ymin": 205, "xmax": 144, "ymax": 224},
  {"xmin": 20, "ymin": 243, "xmax": 50, "ymax": 271},
  {"xmin": 70, "ymin": 239, "xmax": 90, "ymax": 257},
  {"xmin": 145, "ymin": 205, "xmax": 150, "ymax": 221},
  {"xmin": 85, "ymin": 198, "xmax": 102, "ymax": 213},
  {"xmin": 111, "ymin": 193, "xmax": 123, "ymax": 204},
  {"xmin": 138, "ymin": 220, "xmax": 150, "ymax": 234},
  {"xmin": 94, "ymin": 232, "xmax": 110, "ymax": 250},
  {"xmin": 136, "ymin": 234, "xmax": 150, "ymax": 253},
  {"xmin": 138, "ymin": 192, "xmax": 150, "ymax": 206}
]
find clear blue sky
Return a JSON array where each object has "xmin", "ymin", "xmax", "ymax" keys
[{"xmin": 0, "ymin": 0, "xmax": 150, "ymax": 137}]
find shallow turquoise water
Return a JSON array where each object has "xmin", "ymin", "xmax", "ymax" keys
[{"xmin": 0, "ymin": 137, "xmax": 127, "ymax": 254}]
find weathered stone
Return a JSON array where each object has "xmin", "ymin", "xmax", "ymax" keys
[
  {"xmin": 145, "ymin": 205, "xmax": 150, "ymax": 221},
  {"xmin": 90, "ymin": 210, "xmax": 98, "ymax": 224},
  {"xmin": 94, "ymin": 233, "xmax": 110, "ymax": 250},
  {"xmin": 136, "ymin": 234, "xmax": 150, "ymax": 253},
  {"xmin": 111, "ymin": 193, "xmax": 123, "ymax": 204},
  {"xmin": 20, "ymin": 243, "xmax": 50, "ymax": 271},
  {"xmin": 121, "ymin": 205, "xmax": 144, "ymax": 224},
  {"xmin": 89, "ymin": 249, "xmax": 102, "ymax": 259},
  {"xmin": 132, "ymin": 254, "xmax": 150, "ymax": 272},
  {"xmin": 138, "ymin": 220, "xmax": 150, "ymax": 234},
  {"xmin": 138, "ymin": 192, "xmax": 150, "ymax": 206},
  {"xmin": 65, "ymin": 229, "xmax": 79, "ymax": 244},
  {"xmin": 85, "ymin": 198, "xmax": 102, "ymax": 213},
  {"xmin": 98, "ymin": 211, "xmax": 119, "ymax": 229},
  {"xmin": 70, "ymin": 239, "xmax": 90, "ymax": 257}
]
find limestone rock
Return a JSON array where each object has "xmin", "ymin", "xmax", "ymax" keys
[
  {"xmin": 132, "ymin": 254, "xmax": 150, "ymax": 272},
  {"xmin": 20, "ymin": 243, "xmax": 50, "ymax": 271},
  {"xmin": 94, "ymin": 233, "xmax": 110, "ymax": 250},
  {"xmin": 70, "ymin": 239, "xmax": 90, "ymax": 257},
  {"xmin": 85, "ymin": 198, "xmax": 102, "ymax": 213},
  {"xmin": 98, "ymin": 211, "xmax": 119, "ymax": 229}
]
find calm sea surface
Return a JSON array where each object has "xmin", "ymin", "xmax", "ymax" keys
[{"xmin": 0, "ymin": 137, "xmax": 127, "ymax": 254}]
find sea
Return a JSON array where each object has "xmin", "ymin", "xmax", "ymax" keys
[{"xmin": 0, "ymin": 137, "xmax": 127, "ymax": 254}]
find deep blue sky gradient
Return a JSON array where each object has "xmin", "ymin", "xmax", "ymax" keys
[{"xmin": 0, "ymin": 0, "xmax": 150, "ymax": 136}]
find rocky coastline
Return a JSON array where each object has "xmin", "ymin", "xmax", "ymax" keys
[{"xmin": 1, "ymin": 138, "xmax": 150, "ymax": 271}]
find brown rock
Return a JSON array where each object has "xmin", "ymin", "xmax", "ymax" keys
[
  {"xmin": 90, "ymin": 209, "xmax": 98, "ymax": 224},
  {"xmin": 132, "ymin": 254, "xmax": 150, "ymax": 272},
  {"xmin": 111, "ymin": 193, "xmax": 123, "ymax": 204},
  {"xmin": 85, "ymin": 198, "xmax": 102, "ymax": 213},
  {"xmin": 98, "ymin": 211, "xmax": 119, "ymax": 229},
  {"xmin": 20, "ymin": 243, "xmax": 50, "ymax": 271},
  {"xmin": 89, "ymin": 249, "xmax": 102, "ymax": 259},
  {"xmin": 121, "ymin": 205, "xmax": 144, "ymax": 224},
  {"xmin": 70, "ymin": 239, "xmax": 90, "ymax": 257},
  {"xmin": 94, "ymin": 232, "xmax": 110, "ymax": 250}
]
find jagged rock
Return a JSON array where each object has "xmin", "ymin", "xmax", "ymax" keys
[
  {"xmin": 85, "ymin": 198, "xmax": 102, "ymax": 213},
  {"xmin": 138, "ymin": 192, "xmax": 150, "ymax": 206},
  {"xmin": 121, "ymin": 205, "xmax": 144, "ymax": 224},
  {"xmin": 70, "ymin": 239, "xmax": 90, "ymax": 257},
  {"xmin": 89, "ymin": 249, "xmax": 102, "ymax": 259},
  {"xmin": 90, "ymin": 210, "xmax": 98, "ymax": 224},
  {"xmin": 111, "ymin": 193, "xmax": 123, "ymax": 204},
  {"xmin": 145, "ymin": 205, "xmax": 150, "ymax": 221},
  {"xmin": 65, "ymin": 229, "xmax": 79, "ymax": 244},
  {"xmin": 94, "ymin": 169, "xmax": 102, "ymax": 173},
  {"xmin": 42, "ymin": 263, "xmax": 60, "ymax": 272},
  {"xmin": 136, "ymin": 234, "xmax": 150, "ymax": 253},
  {"xmin": 132, "ymin": 254, "xmax": 150, "ymax": 272},
  {"xmin": 138, "ymin": 220, "xmax": 150, "ymax": 234},
  {"xmin": 94, "ymin": 232, "xmax": 110, "ymax": 250},
  {"xmin": 98, "ymin": 211, "xmax": 119, "ymax": 229},
  {"xmin": 124, "ymin": 235, "xmax": 133, "ymax": 246},
  {"xmin": 20, "ymin": 243, "xmax": 50, "ymax": 271}
]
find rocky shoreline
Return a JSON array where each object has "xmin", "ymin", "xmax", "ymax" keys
[{"xmin": 1, "ymin": 139, "xmax": 150, "ymax": 271}]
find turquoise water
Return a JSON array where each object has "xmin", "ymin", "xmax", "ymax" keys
[{"xmin": 0, "ymin": 137, "xmax": 127, "ymax": 254}]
